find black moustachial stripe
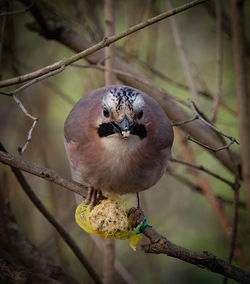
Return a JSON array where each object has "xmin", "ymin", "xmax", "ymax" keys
[
  {"xmin": 98, "ymin": 123, "xmax": 115, "ymax": 137},
  {"xmin": 131, "ymin": 123, "xmax": 147, "ymax": 139},
  {"xmin": 98, "ymin": 122, "xmax": 147, "ymax": 139}
]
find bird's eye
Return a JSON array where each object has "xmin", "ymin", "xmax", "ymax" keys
[
  {"xmin": 103, "ymin": 109, "xmax": 110, "ymax": 118},
  {"xmin": 137, "ymin": 111, "xmax": 143, "ymax": 119}
]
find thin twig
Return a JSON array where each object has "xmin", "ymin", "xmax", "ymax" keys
[
  {"xmin": 174, "ymin": 129, "xmax": 248, "ymax": 269},
  {"xmin": 0, "ymin": 0, "xmax": 208, "ymax": 88},
  {"xmin": 170, "ymin": 157, "xmax": 234, "ymax": 188},
  {"xmin": 1, "ymin": 65, "xmax": 65, "ymax": 154},
  {"xmin": 167, "ymin": 170, "xmax": 246, "ymax": 209},
  {"xmin": 0, "ymin": 65, "xmax": 65, "ymax": 96},
  {"xmin": 187, "ymin": 135, "xmax": 237, "ymax": 152},
  {"xmin": 71, "ymin": 63, "xmax": 189, "ymax": 107},
  {"xmin": 189, "ymin": 99, "xmax": 239, "ymax": 144},
  {"xmin": 188, "ymin": 99, "xmax": 239, "ymax": 153},
  {"xmin": 0, "ymin": 150, "xmax": 249, "ymax": 283},
  {"xmin": 127, "ymin": 55, "xmax": 236, "ymax": 116},
  {"xmin": 172, "ymin": 115, "xmax": 198, "ymax": 126},
  {"xmin": 210, "ymin": 0, "xmax": 223, "ymax": 123},
  {"xmin": 0, "ymin": 143, "xmax": 102, "ymax": 284},
  {"xmin": 20, "ymin": 0, "xmax": 239, "ymax": 174},
  {"xmin": 12, "ymin": 94, "xmax": 38, "ymax": 154}
]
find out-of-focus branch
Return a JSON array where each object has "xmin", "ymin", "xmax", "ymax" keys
[
  {"xmin": 132, "ymin": 58, "xmax": 236, "ymax": 116},
  {"xmin": 168, "ymin": 170, "xmax": 246, "ymax": 209},
  {"xmin": 0, "ymin": 143, "xmax": 102, "ymax": 284},
  {"xmin": 12, "ymin": 0, "xmax": 240, "ymax": 173},
  {"xmin": 210, "ymin": 0, "xmax": 223, "ymax": 123},
  {"xmin": 0, "ymin": 206, "xmax": 78, "ymax": 284},
  {"xmin": 0, "ymin": 65, "xmax": 65, "ymax": 154},
  {"xmin": 173, "ymin": 129, "xmax": 248, "ymax": 269},
  {"xmin": 223, "ymin": 174, "xmax": 240, "ymax": 284},
  {"xmin": 0, "ymin": 150, "xmax": 249, "ymax": 283},
  {"xmin": 104, "ymin": 0, "xmax": 116, "ymax": 86},
  {"xmin": 0, "ymin": 0, "xmax": 34, "ymax": 17},
  {"xmin": 231, "ymin": 0, "xmax": 250, "ymax": 216},
  {"xmin": 204, "ymin": 0, "xmax": 250, "ymax": 57},
  {"xmin": 170, "ymin": 158, "xmax": 234, "ymax": 188},
  {"xmin": 0, "ymin": 0, "xmax": 208, "ymax": 88},
  {"xmin": 166, "ymin": 0, "xmax": 199, "ymax": 104},
  {"xmin": 103, "ymin": 0, "xmax": 116, "ymax": 283}
]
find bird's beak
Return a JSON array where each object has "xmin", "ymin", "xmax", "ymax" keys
[{"xmin": 112, "ymin": 116, "xmax": 133, "ymax": 138}]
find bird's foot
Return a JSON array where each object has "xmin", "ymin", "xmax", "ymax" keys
[
  {"xmin": 86, "ymin": 187, "xmax": 104, "ymax": 209},
  {"xmin": 128, "ymin": 207, "xmax": 145, "ymax": 228}
]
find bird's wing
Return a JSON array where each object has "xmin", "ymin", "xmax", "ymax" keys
[{"xmin": 142, "ymin": 92, "xmax": 174, "ymax": 151}]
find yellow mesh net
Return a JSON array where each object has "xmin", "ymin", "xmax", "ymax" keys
[{"xmin": 75, "ymin": 196, "xmax": 142, "ymax": 251}]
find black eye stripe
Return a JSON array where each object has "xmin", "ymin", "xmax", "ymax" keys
[
  {"xmin": 98, "ymin": 123, "xmax": 115, "ymax": 137},
  {"xmin": 131, "ymin": 123, "xmax": 147, "ymax": 139}
]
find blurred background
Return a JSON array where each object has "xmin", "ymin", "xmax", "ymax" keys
[{"xmin": 0, "ymin": 0, "xmax": 250, "ymax": 283}]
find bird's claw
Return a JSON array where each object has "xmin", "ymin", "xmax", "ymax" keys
[
  {"xmin": 86, "ymin": 187, "xmax": 104, "ymax": 209},
  {"xmin": 128, "ymin": 207, "xmax": 145, "ymax": 228}
]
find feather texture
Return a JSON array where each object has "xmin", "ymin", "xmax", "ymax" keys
[{"xmin": 64, "ymin": 85, "xmax": 173, "ymax": 194}]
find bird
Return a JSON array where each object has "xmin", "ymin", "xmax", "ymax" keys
[{"xmin": 64, "ymin": 85, "xmax": 174, "ymax": 206}]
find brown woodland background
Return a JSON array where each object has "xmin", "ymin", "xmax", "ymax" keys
[{"xmin": 0, "ymin": 0, "xmax": 250, "ymax": 283}]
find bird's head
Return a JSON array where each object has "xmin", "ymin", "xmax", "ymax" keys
[{"xmin": 98, "ymin": 87, "xmax": 147, "ymax": 139}]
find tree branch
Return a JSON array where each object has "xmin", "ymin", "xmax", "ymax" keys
[
  {"xmin": 0, "ymin": 150, "xmax": 87, "ymax": 197},
  {"xmin": 130, "ymin": 57, "xmax": 236, "ymax": 116},
  {"xmin": 187, "ymin": 135, "xmax": 237, "ymax": 153},
  {"xmin": 167, "ymin": 170, "xmax": 246, "ymax": 209},
  {"xmin": 0, "ymin": 0, "xmax": 208, "ymax": 88},
  {"xmin": 141, "ymin": 226, "xmax": 250, "ymax": 284},
  {"xmin": 231, "ymin": 0, "xmax": 250, "ymax": 216},
  {"xmin": 166, "ymin": 0, "xmax": 200, "ymax": 104},
  {"xmin": 0, "ymin": 144, "xmax": 102, "ymax": 284},
  {"xmin": 172, "ymin": 115, "xmax": 198, "ymax": 126},
  {"xmin": 170, "ymin": 158, "xmax": 235, "ymax": 188},
  {"xmin": 210, "ymin": 0, "xmax": 223, "ymax": 123},
  {"xmin": 6, "ymin": 0, "xmax": 238, "ymax": 174},
  {"xmin": 103, "ymin": 0, "xmax": 116, "ymax": 282},
  {"xmin": 0, "ymin": 0, "xmax": 34, "ymax": 17},
  {"xmin": 0, "ymin": 150, "xmax": 250, "ymax": 282}
]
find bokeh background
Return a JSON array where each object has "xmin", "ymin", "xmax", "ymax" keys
[{"xmin": 0, "ymin": 0, "xmax": 250, "ymax": 283}]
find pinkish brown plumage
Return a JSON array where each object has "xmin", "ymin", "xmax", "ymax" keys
[{"xmin": 64, "ymin": 85, "xmax": 173, "ymax": 198}]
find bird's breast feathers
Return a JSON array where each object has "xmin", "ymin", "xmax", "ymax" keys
[{"xmin": 100, "ymin": 134, "xmax": 142, "ymax": 165}]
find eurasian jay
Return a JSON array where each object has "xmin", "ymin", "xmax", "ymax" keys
[{"xmin": 64, "ymin": 85, "xmax": 174, "ymax": 206}]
